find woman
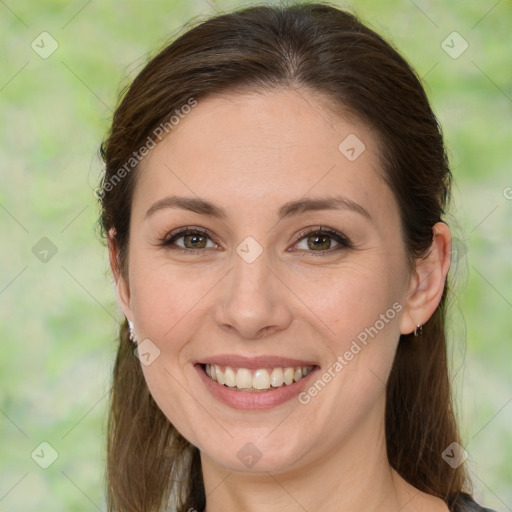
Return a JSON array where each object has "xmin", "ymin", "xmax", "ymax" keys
[{"xmin": 97, "ymin": 3, "xmax": 497, "ymax": 511}]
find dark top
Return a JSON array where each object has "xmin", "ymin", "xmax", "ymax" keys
[{"xmin": 454, "ymin": 492, "xmax": 498, "ymax": 512}]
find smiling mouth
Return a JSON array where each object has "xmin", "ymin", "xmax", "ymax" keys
[{"xmin": 200, "ymin": 363, "xmax": 316, "ymax": 392}]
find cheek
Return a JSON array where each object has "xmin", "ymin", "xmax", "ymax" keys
[
  {"xmin": 129, "ymin": 261, "xmax": 211, "ymax": 439},
  {"xmin": 128, "ymin": 256, "xmax": 208, "ymax": 347},
  {"xmin": 292, "ymin": 262, "xmax": 403, "ymax": 343},
  {"xmin": 292, "ymin": 262, "xmax": 405, "ymax": 405}
]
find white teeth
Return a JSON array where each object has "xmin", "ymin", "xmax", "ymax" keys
[
  {"xmin": 215, "ymin": 365, "xmax": 225, "ymax": 385},
  {"xmin": 236, "ymin": 368, "xmax": 252, "ymax": 389},
  {"xmin": 204, "ymin": 364, "xmax": 314, "ymax": 391},
  {"xmin": 270, "ymin": 367, "xmax": 284, "ymax": 387},
  {"xmin": 283, "ymin": 367, "xmax": 295, "ymax": 385},
  {"xmin": 223, "ymin": 366, "xmax": 236, "ymax": 387},
  {"xmin": 253, "ymin": 369, "xmax": 270, "ymax": 390}
]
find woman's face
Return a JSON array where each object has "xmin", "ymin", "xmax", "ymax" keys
[{"xmin": 116, "ymin": 88, "xmax": 416, "ymax": 473}]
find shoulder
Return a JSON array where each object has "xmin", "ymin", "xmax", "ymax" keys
[{"xmin": 451, "ymin": 492, "xmax": 498, "ymax": 512}]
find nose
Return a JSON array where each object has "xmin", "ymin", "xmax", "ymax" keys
[{"xmin": 214, "ymin": 247, "xmax": 293, "ymax": 340}]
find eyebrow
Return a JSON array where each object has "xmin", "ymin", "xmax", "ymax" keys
[{"xmin": 145, "ymin": 194, "xmax": 372, "ymax": 222}]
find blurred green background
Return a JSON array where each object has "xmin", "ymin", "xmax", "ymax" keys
[{"xmin": 0, "ymin": 1, "xmax": 510, "ymax": 510}]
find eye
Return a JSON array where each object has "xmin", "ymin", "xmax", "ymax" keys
[
  {"xmin": 159, "ymin": 226, "xmax": 352, "ymax": 255},
  {"xmin": 291, "ymin": 227, "xmax": 352, "ymax": 254},
  {"xmin": 160, "ymin": 227, "xmax": 218, "ymax": 251}
]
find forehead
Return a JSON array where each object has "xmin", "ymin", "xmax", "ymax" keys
[{"xmin": 134, "ymin": 88, "xmax": 396, "ymax": 226}]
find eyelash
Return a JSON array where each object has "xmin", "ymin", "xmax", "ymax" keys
[{"xmin": 159, "ymin": 226, "xmax": 353, "ymax": 255}]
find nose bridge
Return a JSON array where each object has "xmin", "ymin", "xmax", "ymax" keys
[
  {"xmin": 231, "ymin": 237, "xmax": 269, "ymax": 297},
  {"xmin": 215, "ymin": 236, "xmax": 292, "ymax": 339}
]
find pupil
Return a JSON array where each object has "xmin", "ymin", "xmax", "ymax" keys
[
  {"xmin": 186, "ymin": 234, "xmax": 206, "ymax": 248},
  {"xmin": 309, "ymin": 235, "xmax": 330, "ymax": 250}
]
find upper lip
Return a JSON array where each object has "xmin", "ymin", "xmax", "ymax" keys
[{"xmin": 196, "ymin": 355, "xmax": 319, "ymax": 370}]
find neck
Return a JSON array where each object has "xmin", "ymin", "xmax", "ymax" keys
[{"xmin": 200, "ymin": 394, "xmax": 417, "ymax": 512}]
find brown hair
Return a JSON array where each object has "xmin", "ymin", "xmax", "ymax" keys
[{"xmin": 98, "ymin": 3, "xmax": 471, "ymax": 511}]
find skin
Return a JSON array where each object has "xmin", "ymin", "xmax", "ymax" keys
[{"xmin": 109, "ymin": 88, "xmax": 452, "ymax": 512}]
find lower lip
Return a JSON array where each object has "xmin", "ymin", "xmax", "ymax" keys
[{"xmin": 194, "ymin": 364, "xmax": 319, "ymax": 410}]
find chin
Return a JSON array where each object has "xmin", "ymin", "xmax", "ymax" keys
[{"xmin": 201, "ymin": 434, "xmax": 310, "ymax": 475}]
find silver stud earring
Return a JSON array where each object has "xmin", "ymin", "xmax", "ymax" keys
[
  {"xmin": 128, "ymin": 320, "xmax": 138, "ymax": 344},
  {"xmin": 413, "ymin": 324, "xmax": 423, "ymax": 337}
]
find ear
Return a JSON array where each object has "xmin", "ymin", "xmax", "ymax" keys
[
  {"xmin": 400, "ymin": 222, "xmax": 452, "ymax": 335},
  {"xmin": 108, "ymin": 227, "xmax": 133, "ymax": 322}
]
